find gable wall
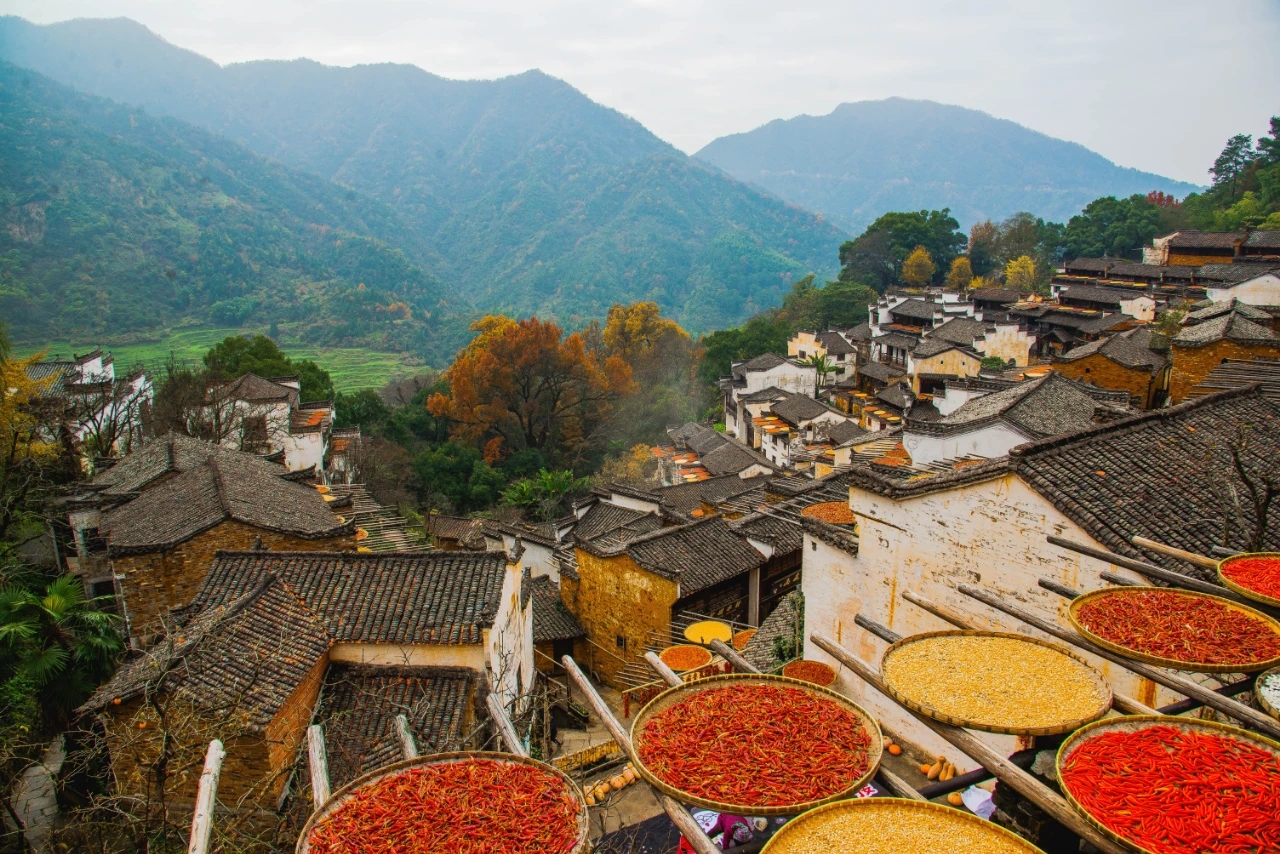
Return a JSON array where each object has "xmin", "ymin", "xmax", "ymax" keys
[
  {"xmin": 1054, "ymin": 353, "xmax": 1159, "ymax": 408},
  {"xmin": 1170, "ymin": 338, "xmax": 1280, "ymax": 402},
  {"xmin": 571, "ymin": 548, "xmax": 678, "ymax": 688}
]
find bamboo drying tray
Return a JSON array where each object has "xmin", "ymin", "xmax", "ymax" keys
[
  {"xmin": 1258, "ymin": 665, "xmax": 1280, "ymax": 721},
  {"xmin": 1218, "ymin": 551, "xmax": 1280, "ymax": 609},
  {"xmin": 759, "ymin": 797, "xmax": 1047, "ymax": 854},
  {"xmin": 630, "ymin": 673, "xmax": 882, "ymax": 817},
  {"xmin": 659, "ymin": 644, "xmax": 712, "ymax": 672},
  {"xmin": 684, "ymin": 620, "xmax": 732, "ymax": 645},
  {"xmin": 781, "ymin": 659, "xmax": 838, "ymax": 686},
  {"xmin": 880, "ymin": 630, "xmax": 1112, "ymax": 736},
  {"xmin": 732, "ymin": 628, "xmax": 756, "ymax": 651},
  {"xmin": 1067, "ymin": 586, "xmax": 1280, "ymax": 673},
  {"xmin": 295, "ymin": 752, "xmax": 590, "ymax": 854},
  {"xmin": 1055, "ymin": 716, "xmax": 1280, "ymax": 854}
]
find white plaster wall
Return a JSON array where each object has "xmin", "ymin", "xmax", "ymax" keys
[
  {"xmin": 932, "ymin": 385, "xmax": 990, "ymax": 416},
  {"xmin": 282, "ymin": 431, "xmax": 326, "ymax": 473},
  {"xmin": 1207, "ymin": 274, "xmax": 1280, "ymax": 306},
  {"xmin": 487, "ymin": 564, "xmax": 535, "ymax": 707},
  {"xmin": 801, "ymin": 474, "xmax": 1174, "ymax": 766},
  {"xmin": 976, "ymin": 325, "xmax": 1036, "ymax": 367},
  {"xmin": 508, "ymin": 537, "xmax": 558, "ymax": 583},
  {"xmin": 1119, "ymin": 296, "xmax": 1156, "ymax": 322},
  {"xmin": 744, "ymin": 363, "xmax": 816, "ymax": 397},
  {"xmin": 902, "ymin": 422, "xmax": 1029, "ymax": 466},
  {"xmin": 607, "ymin": 494, "xmax": 662, "ymax": 514}
]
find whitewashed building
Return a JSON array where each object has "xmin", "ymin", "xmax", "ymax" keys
[{"xmin": 206, "ymin": 373, "xmax": 334, "ymax": 474}]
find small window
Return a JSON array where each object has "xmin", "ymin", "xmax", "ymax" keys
[
  {"xmin": 616, "ymin": 635, "xmax": 627, "ymax": 651},
  {"xmin": 91, "ymin": 580, "xmax": 116, "ymax": 599}
]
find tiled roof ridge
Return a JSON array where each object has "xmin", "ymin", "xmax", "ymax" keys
[
  {"xmin": 1008, "ymin": 385, "xmax": 1264, "ymax": 462},
  {"xmin": 207, "ymin": 457, "xmax": 234, "ymax": 520},
  {"xmin": 211, "ymin": 548, "xmax": 472, "ymax": 560}
]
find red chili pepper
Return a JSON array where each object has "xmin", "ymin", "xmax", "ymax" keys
[
  {"xmin": 1060, "ymin": 725, "xmax": 1280, "ymax": 854},
  {"xmin": 1222, "ymin": 555, "xmax": 1280, "ymax": 600},
  {"xmin": 636, "ymin": 684, "xmax": 873, "ymax": 807},
  {"xmin": 307, "ymin": 759, "xmax": 580, "ymax": 854},
  {"xmin": 1075, "ymin": 589, "xmax": 1280, "ymax": 667}
]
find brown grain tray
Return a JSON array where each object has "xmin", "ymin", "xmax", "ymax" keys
[
  {"xmin": 1067, "ymin": 586, "xmax": 1280, "ymax": 674},
  {"xmin": 1055, "ymin": 716, "xmax": 1280, "ymax": 854},
  {"xmin": 630, "ymin": 673, "xmax": 882, "ymax": 817},
  {"xmin": 1218, "ymin": 551, "xmax": 1280, "ymax": 610},
  {"xmin": 1258, "ymin": 665, "xmax": 1280, "ymax": 721},
  {"xmin": 880, "ymin": 630, "xmax": 1112, "ymax": 736},
  {"xmin": 760, "ymin": 797, "xmax": 1047, "ymax": 854},
  {"xmin": 295, "ymin": 752, "xmax": 590, "ymax": 854}
]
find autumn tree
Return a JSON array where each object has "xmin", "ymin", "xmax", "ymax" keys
[
  {"xmin": 945, "ymin": 257, "xmax": 973, "ymax": 292},
  {"xmin": 968, "ymin": 220, "xmax": 998, "ymax": 276},
  {"xmin": 428, "ymin": 316, "xmax": 634, "ymax": 467},
  {"xmin": 1004, "ymin": 255, "xmax": 1037, "ymax": 291},
  {"xmin": 901, "ymin": 246, "xmax": 936, "ymax": 288},
  {"xmin": 602, "ymin": 302, "xmax": 703, "ymax": 445},
  {"xmin": 0, "ymin": 348, "xmax": 65, "ymax": 549}
]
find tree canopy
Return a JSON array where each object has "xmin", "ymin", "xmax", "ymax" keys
[
  {"xmin": 839, "ymin": 209, "xmax": 966, "ymax": 288},
  {"xmin": 203, "ymin": 335, "xmax": 335, "ymax": 402}
]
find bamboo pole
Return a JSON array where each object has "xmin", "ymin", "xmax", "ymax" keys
[
  {"xmin": 485, "ymin": 695, "xmax": 529, "ymax": 758},
  {"xmin": 307, "ymin": 725, "xmax": 331, "ymax": 810},
  {"xmin": 561, "ymin": 656, "xmax": 720, "ymax": 854},
  {"xmin": 811, "ymin": 632, "xmax": 1130, "ymax": 854},
  {"xmin": 1132, "ymin": 536, "xmax": 1218, "ymax": 570},
  {"xmin": 957, "ymin": 583, "xmax": 1280, "ymax": 741},
  {"xmin": 708, "ymin": 639, "xmax": 757, "ymax": 675},
  {"xmin": 187, "ymin": 739, "xmax": 225, "ymax": 854},
  {"xmin": 901, "ymin": 590, "xmax": 1159, "ymax": 716},
  {"xmin": 643, "ymin": 651, "xmax": 683, "ymax": 687},
  {"xmin": 394, "ymin": 713, "xmax": 419, "ymax": 760}
]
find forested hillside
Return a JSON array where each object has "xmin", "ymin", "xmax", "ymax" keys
[
  {"xmin": 696, "ymin": 98, "xmax": 1200, "ymax": 231},
  {"xmin": 0, "ymin": 61, "xmax": 468, "ymax": 359},
  {"xmin": 0, "ymin": 16, "xmax": 845, "ymax": 332}
]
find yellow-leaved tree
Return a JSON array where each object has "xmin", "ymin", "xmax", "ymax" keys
[
  {"xmin": 0, "ymin": 344, "xmax": 62, "ymax": 544},
  {"xmin": 1004, "ymin": 255, "xmax": 1037, "ymax": 291},
  {"xmin": 945, "ymin": 257, "xmax": 974, "ymax": 292},
  {"xmin": 902, "ymin": 246, "xmax": 936, "ymax": 287}
]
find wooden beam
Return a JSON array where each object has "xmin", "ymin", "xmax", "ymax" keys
[
  {"xmin": 394, "ymin": 713, "xmax": 419, "ymax": 760},
  {"xmin": 307, "ymin": 725, "xmax": 330, "ymax": 810},
  {"xmin": 561, "ymin": 656, "xmax": 720, "ymax": 854},
  {"xmin": 187, "ymin": 739, "xmax": 224, "ymax": 854},
  {"xmin": 644, "ymin": 651, "xmax": 683, "ymax": 687},
  {"xmin": 708, "ymin": 639, "xmax": 760, "ymax": 675},
  {"xmin": 812, "ymin": 632, "xmax": 1129, "ymax": 854},
  {"xmin": 902, "ymin": 590, "xmax": 1159, "ymax": 716},
  {"xmin": 957, "ymin": 583, "xmax": 1280, "ymax": 741},
  {"xmin": 485, "ymin": 694, "xmax": 529, "ymax": 759},
  {"xmin": 1132, "ymin": 536, "xmax": 1218, "ymax": 570}
]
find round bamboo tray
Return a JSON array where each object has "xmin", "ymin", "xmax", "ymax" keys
[
  {"xmin": 760, "ymin": 797, "xmax": 1047, "ymax": 854},
  {"xmin": 781, "ymin": 659, "xmax": 838, "ymax": 687},
  {"xmin": 732, "ymin": 628, "xmax": 756, "ymax": 651},
  {"xmin": 630, "ymin": 673, "xmax": 882, "ymax": 817},
  {"xmin": 1067, "ymin": 586, "xmax": 1280, "ymax": 674},
  {"xmin": 659, "ymin": 644, "xmax": 712, "ymax": 672},
  {"xmin": 683, "ymin": 620, "xmax": 732, "ymax": 645},
  {"xmin": 1258, "ymin": 666, "xmax": 1280, "ymax": 721},
  {"xmin": 879, "ymin": 630, "xmax": 1112, "ymax": 736},
  {"xmin": 1218, "ymin": 551, "xmax": 1280, "ymax": 610},
  {"xmin": 295, "ymin": 752, "xmax": 590, "ymax": 854},
  {"xmin": 1055, "ymin": 716, "xmax": 1280, "ymax": 854}
]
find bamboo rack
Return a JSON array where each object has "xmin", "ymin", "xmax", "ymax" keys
[
  {"xmin": 485, "ymin": 695, "xmax": 528, "ymax": 758},
  {"xmin": 187, "ymin": 739, "xmax": 225, "ymax": 854}
]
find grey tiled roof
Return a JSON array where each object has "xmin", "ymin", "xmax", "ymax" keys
[
  {"xmin": 876, "ymin": 383, "xmax": 913, "ymax": 411},
  {"xmin": 318, "ymin": 664, "xmax": 477, "ymax": 787},
  {"xmin": 210, "ymin": 372, "xmax": 298, "ymax": 404},
  {"xmin": 100, "ymin": 456, "xmax": 350, "ymax": 554},
  {"xmin": 873, "ymin": 332, "xmax": 920, "ymax": 350},
  {"xmin": 1197, "ymin": 263, "xmax": 1280, "ymax": 283},
  {"xmin": 573, "ymin": 501, "xmax": 662, "ymax": 542},
  {"xmin": 888, "ymin": 299, "xmax": 938, "ymax": 320},
  {"xmin": 1244, "ymin": 230, "xmax": 1280, "ymax": 250},
  {"xmin": 529, "ymin": 576, "xmax": 586, "ymax": 642},
  {"xmin": 738, "ymin": 386, "xmax": 789, "ymax": 403},
  {"xmin": 734, "ymin": 352, "xmax": 790, "ymax": 373},
  {"xmin": 815, "ymin": 331, "xmax": 856, "ymax": 355},
  {"xmin": 1059, "ymin": 285, "xmax": 1144, "ymax": 305},
  {"xmin": 968, "ymin": 288, "xmax": 1024, "ymax": 305},
  {"xmin": 770, "ymin": 392, "xmax": 832, "ymax": 425},
  {"xmin": 657, "ymin": 474, "xmax": 770, "ymax": 518},
  {"xmin": 1073, "ymin": 313, "xmax": 1132, "ymax": 335},
  {"xmin": 934, "ymin": 373, "xmax": 1101, "ymax": 438},
  {"xmin": 81, "ymin": 576, "xmax": 330, "ymax": 728},
  {"xmin": 844, "ymin": 322, "xmax": 874, "ymax": 341},
  {"xmin": 1173, "ymin": 310, "xmax": 1276, "ymax": 347},
  {"xmin": 857, "ymin": 363, "xmax": 908, "ymax": 383},
  {"xmin": 90, "ymin": 434, "xmax": 289, "ymax": 497},
  {"xmin": 1168, "ymin": 230, "xmax": 1246, "ymax": 249},
  {"xmin": 1064, "ymin": 258, "xmax": 1117, "ymax": 274},
  {"xmin": 913, "ymin": 338, "xmax": 970, "ymax": 358},
  {"xmin": 426, "ymin": 514, "xmax": 485, "ymax": 549},
  {"xmin": 927, "ymin": 317, "xmax": 989, "ymax": 347},
  {"xmin": 731, "ymin": 513, "xmax": 803, "ymax": 554},
  {"xmin": 190, "ymin": 551, "xmax": 509, "ymax": 645},
  {"xmin": 700, "ymin": 441, "xmax": 765, "ymax": 476},
  {"xmin": 742, "ymin": 593, "xmax": 801, "ymax": 671},
  {"xmin": 822, "ymin": 420, "xmax": 868, "ymax": 445},
  {"xmin": 1185, "ymin": 299, "xmax": 1271, "ymax": 323},
  {"xmin": 1055, "ymin": 327, "xmax": 1169, "ymax": 374},
  {"xmin": 585, "ymin": 516, "xmax": 765, "ymax": 595},
  {"xmin": 1013, "ymin": 387, "xmax": 1280, "ymax": 578}
]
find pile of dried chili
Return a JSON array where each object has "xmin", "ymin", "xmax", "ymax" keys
[
  {"xmin": 636, "ymin": 683, "xmax": 873, "ymax": 807},
  {"xmin": 1059, "ymin": 724, "xmax": 1280, "ymax": 854},
  {"xmin": 306, "ymin": 759, "xmax": 581, "ymax": 854},
  {"xmin": 781, "ymin": 660, "xmax": 837, "ymax": 686},
  {"xmin": 1074, "ymin": 589, "xmax": 1280, "ymax": 667},
  {"xmin": 1222, "ymin": 554, "xmax": 1280, "ymax": 600},
  {"xmin": 660, "ymin": 645, "xmax": 713, "ymax": 672}
]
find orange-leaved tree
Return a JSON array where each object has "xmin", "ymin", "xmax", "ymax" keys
[
  {"xmin": 428, "ymin": 316, "xmax": 634, "ymax": 465},
  {"xmin": 601, "ymin": 302, "xmax": 705, "ymax": 443}
]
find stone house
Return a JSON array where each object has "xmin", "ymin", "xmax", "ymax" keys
[
  {"xmin": 65, "ymin": 436, "xmax": 352, "ymax": 637},
  {"xmin": 1170, "ymin": 301, "xmax": 1279, "ymax": 402},
  {"xmin": 1053, "ymin": 326, "xmax": 1172, "ymax": 408},
  {"xmin": 801, "ymin": 386, "xmax": 1280, "ymax": 765},
  {"xmin": 206, "ymin": 373, "xmax": 334, "ymax": 474},
  {"xmin": 565, "ymin": 516, "xmax": 765, "ymax": 687},
  {"xmin": 923, "ymin": 317, "xmax": 1036, "ymax": 369},
  {"xmin": 80, "ymin": 548, "xmax": 527, "ymax": 810},
  {"xmin": 1204, "ymin": 270, "xmax": 1280, "ymax": 307},
  {"xmin": 1163, "ymin": 230, "xmax": 1246, "ymax": 266},
  {"xmin": 788, "ymin": 330, "xmax": 857, "ymax": 383},
  {"xmin": 909, "ymin": 339, "xmax": 983, "ymax": 395},
  {"xmin": 1052, "ymin": 284, "xmax": 1156, "ymax": 321},
  {"xmin": 721, "ymin": 354, "xmax": 816, "ymax": 440}
]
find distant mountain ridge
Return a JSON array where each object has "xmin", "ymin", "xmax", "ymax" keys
[
  {"xmin": 0, "ymin": 16, "xmax": 844, "ymax": 333},
  {"xmin": 696, "ymin": 98, "xmax": 1201, "ymax": 232}
]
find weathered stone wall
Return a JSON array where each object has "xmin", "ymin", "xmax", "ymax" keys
[
  {"xmin": 1168, "ymin": 252, "xmax": 1235, "ymax": 266},
  {"xmin": 801, "ymin": 474, "xmax": 1177, "ymax": 766},
  {"xmin": 113, "ymin": 521, "xmax": 354, "ymax": 638},
  {"xmin": 1054, "ymin": 353, "xmax": 1157, "ymax": 408},
  {"xmin": 572, "ymin": 548, "xmax": 677, "ymax": 687},
  {"xmin": 911, "ymin": 350, "xmax": 981, "ymax": 393},
  {"xmin": 1170, "ymin": 339, "xmax": 1280, "ymax": 402},
  {"xmin": 264, "ymin": 651, "xmax": 329, "ymax": 783}
]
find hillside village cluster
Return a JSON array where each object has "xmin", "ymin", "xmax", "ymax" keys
[{"xmin": 14, "ymin": 228, "xmax": 1280, "ymax": 852}]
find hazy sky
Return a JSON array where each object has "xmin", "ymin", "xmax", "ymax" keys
[{"xmin": 7, "ymin": 0, "xmax": 1279, "ymax": 184}]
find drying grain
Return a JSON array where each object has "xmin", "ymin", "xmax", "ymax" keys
[{"xmin": 764, "ymin": 800, "xmax": 1043, "ymax": 854}]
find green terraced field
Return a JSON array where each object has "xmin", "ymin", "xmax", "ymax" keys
[{"xmin": 14, "ymin": 326, "xmax": 430, "ymax": 393}]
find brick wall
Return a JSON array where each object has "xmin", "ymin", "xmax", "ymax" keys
[
  {"xmin": 1170, "ymin": 339, "xmax": 1280, "ymax": 402},
  {"xmin": 1054, "ymin": 353, "xmax": 1158, "ymax": 408},
  {"xmin": 572, "ymin": 548, "xmax": 677, "ymax": 688},
  {"xmin": 264, "ymin": 651, "xmax": 329, "ymax": 787},
  {"xmin": 114, "ymin": 521, "xmax": 354, "ymax": 638},
  {"xmin": 1168, "ymin": 252, "xmax": 1236, "ymax": 266}
]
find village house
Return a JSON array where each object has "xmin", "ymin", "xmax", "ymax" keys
[
  {"xmin": 800, "ymin": 386, "xmax": 1280, "ymax": 765},
  {"xmin": 1240, "ymin": 229, "xmax": 1280, "ymax": 261},
  {"xmin": 205, "ymin": 373, "xmax": 335, "ymax": 474},
  {"xmin": 659, "ymin": 421, "xmax": 774, "ymax": 483},
  {"xmin": 721, "ymin": 353, "xmax": 817, "ymax": 444},
  {"xmin": 425, "ymin": 514, "xmax": 486, "ymax": 550},
  {"xmin": 1053, "ymin": 326, "xmax": 1172, "ymax": 408},
  {"xmin": 1169, "ymin": 300, "xmax": 1280, "ymax": 402},
  {"xmin": 748, "ymin": 391, "xmax": 854, "ymax": 469},
  {"xmin": 1051, "ymin": 284, "xmax": 1156, "ymax": 322},
  {"xmin": 528, "ymin": 574, "xmax": 588, "ymax": 674},
  {"xmin": 26, "ymin": 350, "xmax": 153, "ymax": 462},
  {"xmin": 788, "ymin": 329, "xmax": 858, "ymax": 383},
  {"xmin": 65, "ymin": 435, "xmax": 353, "ymax": 639},
  {"xmin": 923, "ymin": 316, "xmax": 1037, "ymax": 368},
  {"xmin": 1204, "ymin": 267, "xmax": 1280, "ymax": 307},
  {"xmin": 1162, "ymin": 230, "xmax": 1247, "ymax": 266},
  {"xmin": 79, "ymin": 548, "xmax": 529, "ymax": 809}
]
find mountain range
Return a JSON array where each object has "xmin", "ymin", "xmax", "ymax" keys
[{"xmin": 696, "ymin": 98, "xmax": 1200, "ymax": 232}]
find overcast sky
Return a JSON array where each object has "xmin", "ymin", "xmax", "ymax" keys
[{"xmin": 8, "ymin": 1, "xmax": 1279, "ymax": 184}]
